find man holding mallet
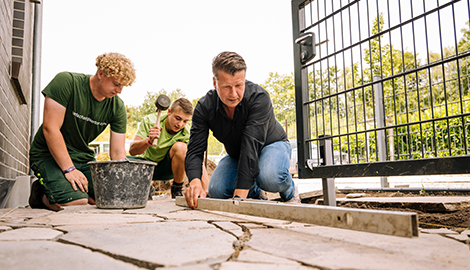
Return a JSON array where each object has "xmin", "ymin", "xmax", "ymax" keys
[{"xmin": 129, "ymin": 97, "xmax": 209, "ymax": 198}]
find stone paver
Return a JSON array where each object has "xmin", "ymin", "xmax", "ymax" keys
[
  {"xmin": 420, "ymin": 228, "xmax": 459, "ymax": 234},
  {"xmin": 60, "ymin": 221, "xmax": 235, "ymax": 268},
  {"xmin": 25, "ymin": 212, "xmax": 163, "ymax": 226},
  {"xmin": 248, "ymin": 227, "xmax": 468, "ymax": 270},
  {"xmin": 0, "ymin": 226, "xmax": 11, "ymax": 232},
  {"xmin": 339, "ymin": 196, "xmax": 470, "ymax": 203},
  {"xmin": 0, "ymin": 197, "xmax": 468, "ymax": 269},
  {"xmin": 218, "ymin": 261, "xmax": 314, "ymax": 270},
  {"xmin": 0, "ymin": 227, "xmax": 63, "ymax": 240},
  {"xmin": 0, "ymin": 241, "xmax": 142, "ymax": 270},
  {"xmin": 336, "ymin": 196, "xmax": 470, "ymax": 212}
]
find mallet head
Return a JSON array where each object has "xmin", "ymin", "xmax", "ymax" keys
[{"xmin": 155, "ymin": 95, "xmax": 171, "ymax": 112}]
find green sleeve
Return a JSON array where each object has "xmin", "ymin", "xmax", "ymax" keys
[
  {"xmin": 136, "ymin": 115, "xmax": 153, "ymax": 139},
  {"xmin": 42, "ymin": 72, "xmax": 74, "ymax": 107}
]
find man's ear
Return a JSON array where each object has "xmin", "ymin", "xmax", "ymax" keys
[
  {"xmin": 96, "ymin": 69, "xmax": 104, "ymax": 79},
  {"xmin": 213, "ymin": 77, "xmax": 217, "ymax": 89}
]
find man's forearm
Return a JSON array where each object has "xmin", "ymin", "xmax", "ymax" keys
[
  {"xmin": 110, "ymin": 150, "xmax": 126, "ymax": 160},
  {"xmin": 129, "ymin": 138, "xmax": 151, "ymax": 156},
  {"xmin": 110, "ymin": 131, "xmax": 127, "ymax": 160}
]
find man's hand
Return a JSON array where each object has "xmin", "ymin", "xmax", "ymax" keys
[
  {"xmin": 148, "ymin": 125, "xmax": 162, "ymax": 144},
  {"xmin": 184, "ymin": 178, "xmax": 207, "ymax": 209},
  {"xmin": 64, "ymin": 169, "xmax": 88, "ymax": 193},
  {"xmin": 233, "ymin": 189, "xmax": 249, "ymax": 199}
]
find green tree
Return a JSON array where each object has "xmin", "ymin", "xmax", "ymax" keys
[
  {"xmin": 261, "ymin": 72, "xmax": 297, "ymax": 139},
  {"xmin": 458, "ymin": 21, "xmax": 470, "ymax": 95},
  {"xmin": 261, "ymin": 72, "xmax": 295, "ymax": 114}
]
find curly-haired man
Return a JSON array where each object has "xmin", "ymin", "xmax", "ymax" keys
[{"xmin": 29, "ymin": 52, "xmax": 136, "ymax": 211}]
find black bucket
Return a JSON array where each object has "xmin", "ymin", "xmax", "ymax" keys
[{"xmin": 88, "ymin": 159, "xmax": 157, "ymax": 209}]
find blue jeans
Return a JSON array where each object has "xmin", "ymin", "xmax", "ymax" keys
[{"xmin": 208, "ymin": 141, "xmax": 295, "ymax": 201}]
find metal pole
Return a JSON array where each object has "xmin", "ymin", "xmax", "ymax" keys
[
  {"xmin": 30, "ymin": 2, "xmax": 42, "ymax": 182},
  {"xmin": 374, "ymin": 75, "xmax": 388, "ymax": 188},
  {"xmin": 31, "ymin": 2, "xmax": 42, "ymax": 140},
  {"xmin": 319, "ymin": 135, "xmax": 336, "ymax": 206}
]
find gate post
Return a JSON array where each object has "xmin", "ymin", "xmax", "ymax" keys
[
  {"xmin": 319, "ymin": 135, "xmax": 336, "ymax": 206},
  {"xmin": 374, "ymin": 75, "xmax": 389, "ymax": 188},
  {"xmin": 291, "ymin": 0, "xmax": 311, "ymax": 178}
]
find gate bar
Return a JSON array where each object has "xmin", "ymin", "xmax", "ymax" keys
[{"xmin": 175, "ymin": 197, "xmax": 419, "ymax": 238}]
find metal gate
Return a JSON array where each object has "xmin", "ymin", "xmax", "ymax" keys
[{"xmin": 291, "ymin": 0, "xmax": 470, "ymax": 203}]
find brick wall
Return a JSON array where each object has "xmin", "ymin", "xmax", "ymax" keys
[{"xmin": 0, "ymin": 0, "xmax": 35, "ymax": 179}]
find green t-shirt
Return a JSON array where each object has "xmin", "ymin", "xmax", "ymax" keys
[
  {"xmin": 29, "ymin": 72, "xmax": 127, "ymax": 163},
  {"xmin": 136, "ymin": 113, "xmax": 190, "ymax": 163}
]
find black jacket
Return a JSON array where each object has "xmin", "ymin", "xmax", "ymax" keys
[{"xmin": 185, "ymin": 80, "xmax": 287, "ymax": 189}]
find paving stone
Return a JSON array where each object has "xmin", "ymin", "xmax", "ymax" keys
[
  {"xmin": 218, "ymin": 261, "xmax": 315, "ymax": 270},
  {"xmin": 446, "ymin": 234, "xmax": 470, "ymax": 242},
  {"xmin": 247, "ymin": 227, "xmax": 469, "ymax": 270},
  {"xmin": 346, "ymin": 192, "xmax": 367, "ymax": 198},
  {"xmin": 57, "ymin": 223, "xmax": 142, "ymax": 233},
  {"xmin": 291, "ymin": 224, "xmax": 470, "ymax": 262},
  {"xmin": 164, "ymin": 264, "xmax": 213, "ymax": 269},
  {"xmin": 236, "ymin": 222, "xmax": 267, "ymax": 229},
  {"xmin": 0, "ymin": 228, "xmax": 63, "ymax": 241},
  {"xmin": 0, "ymin": 241, "xmax": 142, "ymax": 270},
  {"xmin": 420, "ymin": 228, "xmax": 459, "ymax": 234},
  {"xmin": 210, "ymin": 210, "xmax": 295, "ymax": 224},
  {"xmin": 461, "ymin": 230, "xmax": 470, "ymax": 236},
  {"xmin": 124, "ymin": 198, "xmax": 182, "ymax": 214},
  {"xmin": 25, "ymin": 213, "xmax": 163, "ymax": 226},
  {"xmin": 266, "ymin": 222, "xmax": 312, "ymax": 229},
  {"xmin": 0, "ymin": 226, "xmax": 12, "ymax": 232},
  {"xmin": 338, "ymin": 196, "xmax": 470, "ymax": 203},
  {"xmin": 61, "ymin": 204, "xmax": 124, "ymax": 214},
  {"xmin": 0, "ymin": 208, "xmax": 52, "ymax": 223},
  {"xmin": 164, "ymin": 209, "xmax": 247, "ymax": 222},
  {"xmin": 59, "ymin": 221, "xmax": 236, "ymax": 267},
  {"xmin": 1, "ymin": 196, "xmax": 469, "ymax": 269},
  {"xmin": 236, "ymin": 249, "xmax": 301, "ymax": 265},
  {"xmin": 213, "ymin": 222, "xmax": 244, "ymax": 237},
  {"xmin": 335, "ymin": 196, "xmax": 470, "ymax": 212}
]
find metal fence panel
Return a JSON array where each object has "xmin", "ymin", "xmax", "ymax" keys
[{"xmin": 291, "ymin": 0, "xmax": 470, "ymax": 179}]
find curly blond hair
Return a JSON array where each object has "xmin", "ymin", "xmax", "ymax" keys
[{"xmin": 95, "ymin": 52, "xmax": 136, "ymax": 86}]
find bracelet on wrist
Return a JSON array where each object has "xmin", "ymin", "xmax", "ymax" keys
[
  {"xmin": 63, "ymin": 166, "xmax": 76, "ymax": 174},
  {"xmin": 147, "ymin": 137, "xmax": 152, "ymax": 145}
]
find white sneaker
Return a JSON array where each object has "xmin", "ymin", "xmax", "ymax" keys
[{"xmin": 285, "ymin": 184, "xmax": 300, "ymax": 204}]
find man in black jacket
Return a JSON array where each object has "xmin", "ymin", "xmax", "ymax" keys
[{"xmin": 184, "ymin": 51, "xmax": 298, "ymax": 209}]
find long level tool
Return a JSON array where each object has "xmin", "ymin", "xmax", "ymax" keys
[{"xmin": 175, "ymin": 197, "xmax": 418, "ymax": 238}]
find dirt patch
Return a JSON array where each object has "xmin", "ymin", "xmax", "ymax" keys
[{"xmin": 333, "ymin": 191, "xmax": 470, "ymax": 232}]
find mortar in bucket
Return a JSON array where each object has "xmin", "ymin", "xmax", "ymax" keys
[{"xmin": 88, "ymin": 159, "xmax": 157, "ymax": 209}]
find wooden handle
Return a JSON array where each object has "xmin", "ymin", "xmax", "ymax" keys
[{"xmin": 152, "ymin": 110, "xmax": 162, "ymax": 146}]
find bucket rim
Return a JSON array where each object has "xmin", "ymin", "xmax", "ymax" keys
[{"xmin": 88, "ymin": 158, "xmax": 157, "ymax": 166}]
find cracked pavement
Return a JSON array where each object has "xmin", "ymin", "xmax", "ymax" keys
[{"xmin": 0, "ymin": 196, "xmax": 469, "ymax": 270}]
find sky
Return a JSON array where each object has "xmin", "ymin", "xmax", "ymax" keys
[{"xmin": 40, "ymin": 0, "xmax": 295, "ymax": 107}]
